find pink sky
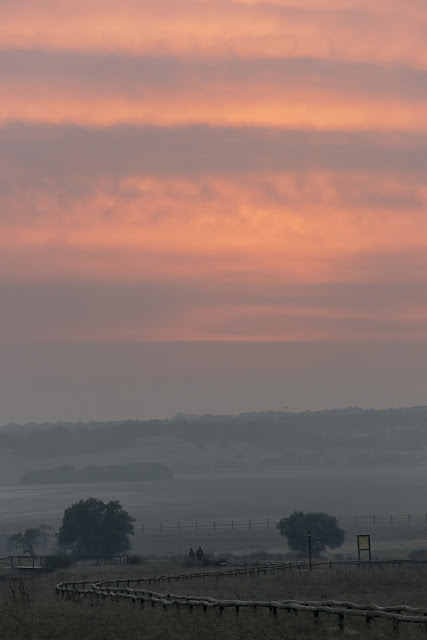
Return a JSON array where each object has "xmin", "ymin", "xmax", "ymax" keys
[{"xmin": 1, "ymin": 0, "xmax": 426, "ymax": 423}]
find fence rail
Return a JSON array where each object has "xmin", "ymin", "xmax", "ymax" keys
[
  {"xmin": 0, "ymin": 554, "xmax": 128, "ymax": 568},
  {"xmin": 2, "ymin": 512, "xmax": 427, "ymax": 537}
]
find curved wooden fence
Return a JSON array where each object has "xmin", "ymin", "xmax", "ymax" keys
[{"xmin": 56, "ymin": 560, "xmax": 427, "ymax": 632}]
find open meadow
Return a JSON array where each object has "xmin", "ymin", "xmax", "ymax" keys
[{"xmin": 3, "ymin": 560, "xmax": 427, "ymax": 639}]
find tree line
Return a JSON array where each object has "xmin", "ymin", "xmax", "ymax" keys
[
  {"xmin": 9, "ymin": 497, "xmax": 344, "ymax": 561},
  {"xmin": 1, "ymin": 406, "xmax": 427, "ymax": 462}
]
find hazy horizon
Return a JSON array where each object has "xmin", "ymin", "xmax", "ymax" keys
[{"xmin": 1, "ymin": 339, "xmax": 426, "ymax": 425}]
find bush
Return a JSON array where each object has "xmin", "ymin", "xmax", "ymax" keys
[
  {"xmin": 42, "ymin": 553, "xmax": 75, "ymax": 571},
  {"xmin": 126, "ymin": 554, "xmax": 143, "ymax": 565},
  {"xmin": 237, "ymin": 551, "xmax": 289, "ymax": 562},
  {"xmin": 408, "ymin": 548, "xmax": 427, "ymax": 560},
  {"xmin": 180, "ymin": 554, "xmax": 223, "ymax": 568}
]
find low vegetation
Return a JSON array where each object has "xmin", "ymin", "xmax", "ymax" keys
[
  {"xmin": 42, "ymin": 553, "xmax": 75, "ymax": 571},
  {"xmin": 1, "ymin": 559, "xmax": 427, "ymax": 638}
]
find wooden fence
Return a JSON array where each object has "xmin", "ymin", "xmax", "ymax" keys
[
  {"xmin": 0, "ymin": 554, "xmax": 128, "ymax": 569},
  {"xmin": 56, "ymin": 560, "xmax": 427, "ymax": 632}
]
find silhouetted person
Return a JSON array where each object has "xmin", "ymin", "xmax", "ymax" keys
[
  {"xmin": 188, "ymin": 547, "xmax": 195, "ymax": 562},
  {"xmin": 196, "ymin": 546, "xmax": 204, "ymax": 562}
]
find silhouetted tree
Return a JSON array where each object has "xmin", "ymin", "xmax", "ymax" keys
[
  {"xmin": 276, "ymin": 511, "xmax": 345, "ymax": 557},
  {"xmin": 57, "ymin": 497, "xmax": 135, "ymax": 556},
  {"xmin": 8, "ymin": 525, "xmax": 49, "ymax": 557}
]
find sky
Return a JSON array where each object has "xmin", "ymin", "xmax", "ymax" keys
[{"xmin": 1, "ymin": 0, "xmax": 427, "ymax": 424}]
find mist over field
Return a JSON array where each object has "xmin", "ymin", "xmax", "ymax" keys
[{"xmin": 1, "ymin": 406, "xmax": 427, "ymax": 543}]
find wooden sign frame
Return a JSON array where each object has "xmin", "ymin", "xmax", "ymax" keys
[{"xmin": 357, "ymin": 534, "xmax": 371, "ymax": 561}]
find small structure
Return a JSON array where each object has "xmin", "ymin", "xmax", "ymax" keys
[{"xmin": 357, "ymin": 535, "xmax": 372, "ymax": 561}]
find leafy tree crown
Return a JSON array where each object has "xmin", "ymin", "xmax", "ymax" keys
[
  {"xmin": 276, "ymin": 510, "xmax": 345, "ymax": 557},
  {"xmin": 57, "ymin": 497, "xmax": 135, "ymax": 556},
  {"xmin": 8, "ymin": 525, "xmax": 49, "ymax": 557}
]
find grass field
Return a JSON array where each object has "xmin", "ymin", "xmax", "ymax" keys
[{"xmin": 3, "ymin": 560, "xmax": 427, "ymax": 639}]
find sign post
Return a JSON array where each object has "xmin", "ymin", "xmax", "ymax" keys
[{"xmin": 357, "ymin": 534, "xmax": 371, "ymax": 561}]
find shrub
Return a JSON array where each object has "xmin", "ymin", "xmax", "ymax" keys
[
  {"xmin": 408, "ymin": 548, "xmax": 427, "ymax": 560},
  {"xmin": 43, "ymin": 553, "xmax": 75, "ymax": 571},
  {"xmin": 126, "ymin": 554, "xmax": 143, "ymax": 565}
]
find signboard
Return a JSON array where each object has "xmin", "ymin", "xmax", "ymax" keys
[
  {"xmin": 357, "ymin": 534, "xmax": 371, "ymax": 560},
  {"xmin": 358, "ymin": 535, "xmax": 370, "ymax": 551}
]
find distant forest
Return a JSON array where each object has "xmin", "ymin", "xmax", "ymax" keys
[
  {"xmin": 1, "ymin": 406, "xmax": 427, "ymax": 468},
  {"xmin": 21, "ymin": 462, "xmax": 173, "ymax": 484}
]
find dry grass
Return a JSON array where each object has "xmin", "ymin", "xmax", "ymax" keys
[{"xmin": 1, "ymin": 562, "xmax": 427, "ymax": 639}]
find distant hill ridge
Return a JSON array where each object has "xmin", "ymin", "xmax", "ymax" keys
[{"xmin": 3, "ymin": 405, "xmax": 427, "ymax": 431}]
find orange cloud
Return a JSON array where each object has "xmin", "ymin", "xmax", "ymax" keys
[
  {"xmin": 2, "ymin": 70, "xmax": 426, "ymax": 130},
  {"xmin": 1, "ymin": 173, "xmax": 426, "ymax": 288},
  {"xmin": 1, "ymin": 169, "xmax": 427, "ymax": 346},
  {"xmin": 2, "ymin": 266, "xmax": 427, "ymax": 345},
  {"xmin": 1, "ymin": 1, "xmax": 426, "ymax": 68}
]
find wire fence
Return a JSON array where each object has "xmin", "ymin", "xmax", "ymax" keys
[
  {"xmin": 134, "ymin": 512, "xmax": 427, "ymax": 535},
  {"xmin": 2, "ymin": 512, "xmax": 427, "ymax": 537}
]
